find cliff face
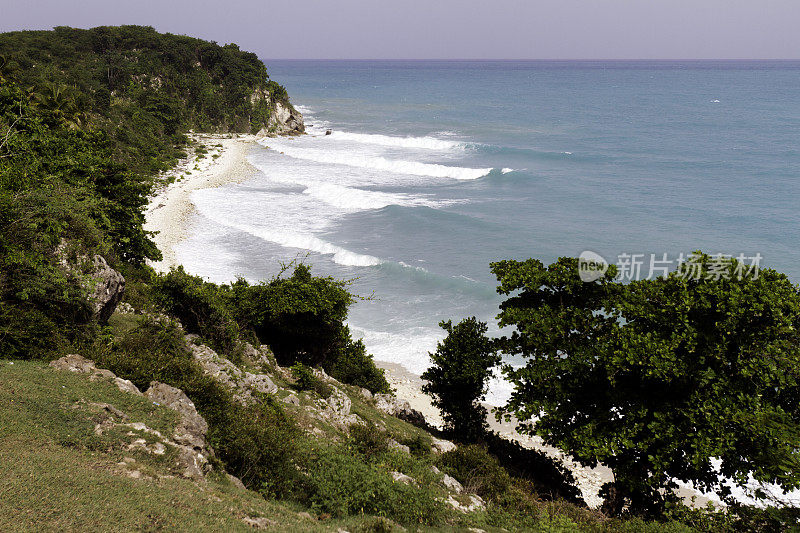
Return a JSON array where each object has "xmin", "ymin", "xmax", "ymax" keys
[{"xmin": 250, "ymin": 86, "xmax": 305, "ymax": 136}]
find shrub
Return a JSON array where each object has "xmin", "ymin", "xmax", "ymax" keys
[
  {"xmin": 482, "ymin": 432, "xmax": 582, "ymax": 504},
  {"xmin": 94, "ymin": 317, "xmax": 301, "ymax": 497},
  {"xmin": 291, "ymin": 363, "xmax": 332, "ymax": 398},
  {"xmin": 306, "ymin": 448, "xmax": 445, "ymax": 524},
  {"xmin": 398, "ymin": 433, "xmax": 432, "ymax": 457},
  {"xmin": 152, "ymin": 267, "xmax": 245, "ymax": 359},
  {"xmin": 229, "ymin": 265, "xmax": 390, "ymax": 393},
  {"xmin": 421, "ymin": 317, "xmax": 500, "ymax": 442},
  {"xmin": 438, "ymin": 445, "xmax": 512, "ymax": 502},
  {"xmin": 349, "ymin": 423, "xmax": 390, "ymax": 459},
  {"xmin": 327, "ymin": 336, "xmax": 391, "ymax": 394}
]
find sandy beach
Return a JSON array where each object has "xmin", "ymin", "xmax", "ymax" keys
[
  {"xmin": 143, "ymin": 134, "xmax": 712, "ymax": 510},
  {"xmin": 144, "ymin": 133, "xmax": 259, "ymax": 272}
]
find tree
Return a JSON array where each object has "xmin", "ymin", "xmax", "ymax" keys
[
  {"xmin": 422, "ymin": 317, "xmax": 500, "ymax": 442},
  {"xmin": 491, "ymin": 253, "xmax": 800, "ymax": 516}
]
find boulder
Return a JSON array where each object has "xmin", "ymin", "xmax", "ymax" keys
[
  {"xmin": 242, "ymin": 517, "xmax": 275, "ymax": 529},
  {"xmin": 50, "ymin": 354, "xmax": 141, "ymax": 395},
  {"xmin": 268, "ymin": 101, "xmax": 305, "ymax": 135},
  {"xmin": 374, "ymin": 393, "xmax": 427, "ymax": 427},
  {"xmin": 144, "ymin": 382, "xmax": 207, "ymax": 450},
  {"xmin": 281, "ymin": 394, "xmax": 301, "ymax": 406},
  {"xmin": 144, "ymin": 381, "xmax": 213, "ymax": 480},
  {"xmin": 189, "ymin": 341, "xmax": 277, "ymax": 404},
  {"xmin": 391, "ymin": 471, "xmax": 414, "ymax": 485},
  {"xmin": 114, "ymin": 377, "xmax": 141, "ymax": 395},
  {"xmin": 388, "ymin": 439, "xmax": 411, "ymax": 455},
  {"xmin": 444, "ymin": 494, "xmax": 486, "ymax": 513},
  {"xmin": 431, "ymin": 437, "xmax": 457, "ymax": 454},
  {"xmin": 50, "ymin": 354, "xmax": 96, "ymax": 374},
  {"xmin": 442, "ymin": 473, "xmax": 463, "ymax": 493},
  {"xmin": 326, "ymin": 388, "xmax": 352, "ymax": 417},
  {"xmin": 56, "ymin": 242, "xmax": 125, "ymax": 323},
  {"xmin": 227, "ymin": 473, "xmax": 247, "ymax": 490}
]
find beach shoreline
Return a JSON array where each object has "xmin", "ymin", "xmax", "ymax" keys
[
  {"xmin": 142, "ymin": 132, "xmax": 711, "ymax": 511},
  {"xmin": 143, "ymin": 133, "xmax": 259, "ymax": 273}
]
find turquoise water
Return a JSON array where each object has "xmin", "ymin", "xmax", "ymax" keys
[{"xmin": 177, "ymin": 61, "xmax": 800, "ymax": 398}]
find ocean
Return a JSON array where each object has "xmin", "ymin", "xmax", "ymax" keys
[{"xmin": 175, "ymin": 60, "xmax": 800, "ymax": 403}]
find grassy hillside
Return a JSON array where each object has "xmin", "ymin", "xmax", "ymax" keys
[{"xmin": 0, "ymin": 360, "xmax": 381, "ymax": 532}]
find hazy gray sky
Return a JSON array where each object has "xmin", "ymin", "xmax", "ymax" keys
[{"xmin": 1, "ymin": 0, "xmax": 799, "ymax": 59}]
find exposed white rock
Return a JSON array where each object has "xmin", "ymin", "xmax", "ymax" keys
[
  {"xmin": 50, "ymin": 355, "xmax": 141, "ymax": 396},
  {"xmin": 145, "ymin": 382, "xmax": 208, "ymax": 450},
  {"xmin": 391, "ymin": 471, "xmax": 414, "ymax": 485},
  {"xmin": 442, "ymin": 473, "xmax": 463, "ymax": 493},
  {"xmin": 55, "ymin": 241, "xmax": 125, "ymax": 322},
  {"xmin": 444, "ymin": 494, "xmax": 486, "ymax": 513},
  {"xmin": 374, "ymin": 393, "xmax": 427, "ymax": 427},
  {"xmin": 189, "ymin": 340, "xmax": 277, "ymax": 405},
  {"xmin": 281, "ymin": 394, "xmax": 301, "ymax": 406},
  {"xmin": 431, "ymin": 437, "xmax": 457, "ymax": 454},
  {"xmin": 388, "ymin": 439, "xmax": 411, "ymax": 455}
]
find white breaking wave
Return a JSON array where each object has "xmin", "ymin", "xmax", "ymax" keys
[
  {"xmin": 192, "ymin": 191, "xmax": 382, "ymax": 267},
  {"xmin": 294, "ymin": 104, "xmax": 315, "ymax": 115},
  {"xmin": 302, "ymin": 182, "xmax": 451, "ymax": 211},
  {"xmin": 501, "ymin": 168, "xmax": 514, "ymax": 174},
  {"xmin": 258, "ymin": 139, "xmax": 492, "ymax": 180},
  {"xmin": 326, "ymin": 130, "xmax": 462, "ymax": 151}
]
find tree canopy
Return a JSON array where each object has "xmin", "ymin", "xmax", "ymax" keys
[{"xmin": 492, "ymin": 253, "xmax": 800, "ymax": 515}]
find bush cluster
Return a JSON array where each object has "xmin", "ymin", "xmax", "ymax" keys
[
  {"xmin": 291, "ymin": 363, "xmax": 333, "ymax": 398},
  {"xmin": 152, "ymin": 265, "xmax": 390, "ymax": 393},
  {"xmin": 305, "ymin": 448, "xmax": 445, "ymax": 524}
]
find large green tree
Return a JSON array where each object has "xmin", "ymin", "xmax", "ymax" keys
[{"xmin": 492, "ymin": 253, "xmax": 800, "ymax": 516}]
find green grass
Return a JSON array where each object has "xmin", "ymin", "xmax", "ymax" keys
[
  {"xmin": 0, "ymin": 361, "xmax": 355, "ymax": 532},
  {"xmin": 0, "ymin": 360, "xmax": 709, "ymax": 532}
]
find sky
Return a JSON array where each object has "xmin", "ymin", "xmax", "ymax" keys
[{"xmin": 1, "ymin": 0, "xmax": 799, "ymax": 60}]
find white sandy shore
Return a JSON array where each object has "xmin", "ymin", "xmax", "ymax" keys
[
  {"xmin": 144, "ymin": 133, "xmax": 258, "ymax": 272},
  {"xmin": 143, "ymin": 133, "xmax": 712, "ymax": 510}
]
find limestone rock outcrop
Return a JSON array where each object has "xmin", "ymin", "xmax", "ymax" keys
[
  {"xmin": 50, "ymin": 354, "xmax": 140, "ymax": 395},
  {"xmin": 374, "ymin": 393, "xmax": 427, "ymax": 428},
  {"xmin": 187, "ymin": 338, "xmax": 278, "ymax": 405},
  {"xmin": 55, "ymin": 241, "xmax": 125, "ymax": 323}
]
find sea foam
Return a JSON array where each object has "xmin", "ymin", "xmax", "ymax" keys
[
  {"xmin": 258, "ymin": 139, "xmax": 492, "ymax": 180},
  {"xmin": 325, "ymin": 130, "xmax": 462, "ymax": 150}
]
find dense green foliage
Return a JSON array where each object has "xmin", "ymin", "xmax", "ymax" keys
[
  {"xmin": 0, "ymin": 25, "xmax": 292, "ymax": 174},
  {"xmin": 0, "ymin": 25, "xmax": 295, "ymax": 360},
  {"xmin": 492, "ymin": 253, "xmax": 800, "ymax": 516},
  {"xmin": 151, "ymin": 266, "xmax": 390, "ymax": 393},
  {"xmin": 0, "ymin": 79, "xmax": 148, "ymax": 359},
  {"xmin": 422, "ymin": 317, "xmax": 500, "ymax": 442}
]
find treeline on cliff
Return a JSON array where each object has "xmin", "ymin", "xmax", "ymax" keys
[
  {"xmin": 0, "ymin": 27, "xmax": 387, "ymax": 394},
  {"xmin": 0, "ymin": 25, "xmax": 290, "ymax": 175}
]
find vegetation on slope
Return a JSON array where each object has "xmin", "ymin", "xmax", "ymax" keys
[{"xmin": 2, "ymin": 25, "xmax": 798, "ymax": 533}]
